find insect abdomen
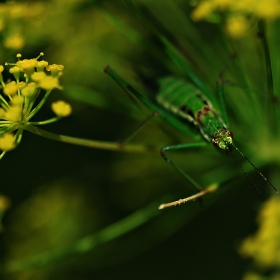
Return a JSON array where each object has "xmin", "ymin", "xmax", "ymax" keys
[
  {"xmin": 157, "ymin": 77, "xmax": 209, "ymax": 122},
  {"xmin": 156, "ymin": 77, "xmax": 226, "ymax": 142}
]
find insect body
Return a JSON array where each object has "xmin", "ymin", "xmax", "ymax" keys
[
  {"xmin": 102, "ymin": 0, "xmax": 278, "ymax": 209},
  {"xmin": 158, "ymin": 77, "xmax": 278, "ymax": 207},
  {"xmin": 105, "ymin": 67, "xmax": 277, "ymax": 209}
]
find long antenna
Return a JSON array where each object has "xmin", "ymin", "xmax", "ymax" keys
[
  {"xmin": 231, "ymin": 143, "xmax": 278, "ymax": 194},
  {"xmin": 227, "ymin": 147, "xmax": 264, "ymax": 201}
]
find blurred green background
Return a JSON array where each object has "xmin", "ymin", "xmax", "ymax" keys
[{"xmin": 0, "ymin": 0, "xmax": 279, "ymax": 279}]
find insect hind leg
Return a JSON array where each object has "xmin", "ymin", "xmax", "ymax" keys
[{"xmin": 159, "ymin": 142, "xmax": 217, "ymax": 208}]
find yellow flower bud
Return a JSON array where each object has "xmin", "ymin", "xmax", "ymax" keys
[
  {"xmin": 3, "ymin": 81, "xmax": 18, "ymax": 96},
  {"xmin": 226, "ymin": 16, "xmax": 248, "ymax": 38},
  {"xmin": 0, "ymin": 108, "xmax": 5, "ymax": 118},
  {"xmin": 253, "ymin": 1, "xmax": 280, "ymax": 19},
  {"xmin": 191, "ymin": 1, "xmax": 214, "ymax": 21},
  {"xmin": 31, "ymin": 71, "xmax": 47, "ymax": 82},
  {"xmin": 36, "ymin": 60, "xmax": 48, "ymax": 72},
  {"xmin": 38, "ymin": 76, "xmax": 60, "ymax": 91},
  {"xmin": 11, "ymin": 95, "xmax": 24, "ymax": 106},
  {"xmin": 4, "ymin": 106, "xmax": 22, "ymax": 121},
  {"xmin": 0, "ymin": 133, "xmax": 15, "ymax": 151},
  {"xmin": 0, "ymin": 195, "xmax": 10, "ymax": 211},
  {"xmin": 46, "ymin": 64, "xmax": 64, "ymax": 77},
  {"xmin": 3, "ymin": 34, "xmax": 24, "ymax": 50},
  {"xmin": 9, "ymin": 66, "xmax": 21, "ymax": 81},
  {"xmin": 16, "ymin": 58, "xmax": 37, "ymax": 77},
  {"xmin": 18, "ymin": 81, "xmax": 26, "ymax": 90},
  {"xmin": 21, "ymin": 82, "xmax": 37, "ymax": 97},
  {"xmin": 51, "ymin": 100, "xmax": 72, "ymax": 117},
  {"xmin": 0, "ymin": 65, "xmax": 4, "ymax": 83}
]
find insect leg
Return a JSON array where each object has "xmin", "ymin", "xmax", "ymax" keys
[
  {"xmin": 217, "ymin": 78, "xmax": 229, "ymax": 128},
  {"xmin": 121, "ymin": 112, "xmax": 159, "ymax": 144},
  {"xmin": 159, "ymin": 142, "xmax": 218, "ymax": 209},
  {"xmin": 160, "ymin": 142, "xmax": 207, "ymax": 191}
]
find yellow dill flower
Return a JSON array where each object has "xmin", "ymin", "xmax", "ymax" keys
[
  {"xmin": 240, "ymin": 197, "xmax": 280, "ymax": 269},
  {"xmin": 0, "ymin": 133, "xmax": 15, "ymax": 151},
  {"xmin": 16, "ymin": 58, "xmax": 38, "ymax": 77},
  {"xmin": 9, "ymin": 66, "xmax": 21, "ymax": 81},
  {"xmin": 191, "ymin": 1, "xmax": 214, "ymax": 21},
  {"xmin": 3, "ymin": 34, "xmax": 24, "ymax": 50},
  {"xmin": 225, "ymin": 16, "xmax": 249, "ymax": 38},
  {"xmin": 0, "ymin": 65, "xmax": 4, "ymax": 83},
  {"xmin": 242, "ymin": 272, "xmax": 265, "ymax": 280},
  {"xmin": 17, "ymin": 81, "xmax": 26, "ymax": 90},
  {"xmin": 31, "ymin": 71, "xmax": 61, "ymax": 90},
  {"xmin": 0, "ymin": 53, "xmax": 69, "ymax": 158},
  {"xmin": 11, "ymin": 95, "xmax": 24, "ymax": 106},
  {"xmin": 31, "ymin": 71, "xmax": 47, "ymax": 82},
  {"xmin": 231, "ymin": 0, "xmax": 256, "ymax": 13},
  {"xmin": 0, "ymin": 108, "xmax": 5, "ymax": 118},
  {"xmin": 51, "ymin": 100, "xmax": 72, "ymax": 117},
  {"xmin": 36, "ymin": 60, "xmax": 48, "ymax": 72},
  {"xmin": 38, "ymin": 75, "xmax": 60, "ymax": 91},
  {"xmin": 0, "ymin": 195, "xmax": 10, "ymax": 211},
  {"xmin": 46, "ymin": 64, "xmax": 64, "ymax": 77},
  {"xmin": 193, "ymin": 0, "xmax": 280, "ymax": 19},
  {"xmin": 21, "ymin": 82, "xmax": 36, "ymax": 97},
  {"xmin": 4, "ymin": 106, "xmax": 22, "ymax": 122},
  {"xmin": 212, "ymin": 0, "xmax": 232, "ymax": 8},
  {"xmin": 252, "ymin": 0, "xmax": 280, "ymax": 19},
  {"xmin": 6, "ymin": 52, "xmax": 45, "ymax": 78},
  {"xmin": 192, "ymin": 0, "xmax": 280, "ymax": 37},
  {"xmin": 3, "ymin": 81, "xmax": 19, "ymax": 96}
]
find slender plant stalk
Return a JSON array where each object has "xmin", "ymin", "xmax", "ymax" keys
[
  {"xmin": 0, "ymin": 198, "xmax": 161, "ymax": 272},
  {"xmin": 258, "ymin": 20, "xmax": 274, "ymax": 100},
  {"xmin": 24, "ymin": 125, "xmax": 156, "ymax": 153}
]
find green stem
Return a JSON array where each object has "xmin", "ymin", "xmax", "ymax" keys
[
  {"xmin": 24, "ymin": 125, "xmax": 156, "ymax": 153},
  {"xmin": 124, "ymin": 0, "xmax": 216, "ymax": 107},
  {"xmin": 28, "ymin": 116, "xmax": 62, "ymax": 126},
  {"xmin": 257, "ymin": 20, "xmax": 277, "ymax": 130},
  {"xmin": 0, "ymin": 151, "xmax": 6, "ymax": 159},
  {"xmin": 14, "ymin": 127, "xmax": 23, "ymax": 147},
  {"xmin": 0, "ymin": 94, "xmax": 9, "ymax": 110},
  {"xmin": 0, "ymin": 198, "xmax": 161, "ymax": 272},
  {"xmin": 258, "ymin": 20, "xmax": 274, "ymax": 99},
  {"xmin": 27, "ymin": 90, "xmax": 51, "ymax": 120}
]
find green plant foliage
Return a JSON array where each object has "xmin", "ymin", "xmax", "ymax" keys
[{"xmin": 0, "ymin": 0, "xmax": 279, "ymax": 279}]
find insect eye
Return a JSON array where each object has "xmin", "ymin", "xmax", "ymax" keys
[
  {"xmin": 212, "ymin": 139, "xmax": 218, "ymax": 147},
  {"xmin": 228, "ymin": 131, "xmax": 233, "ymax": 137}
]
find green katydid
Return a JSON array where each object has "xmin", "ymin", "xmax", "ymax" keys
[
  {"xmin": 103, "ymin": 67, "xmax": 278, "ymax": 209},
  {"xmin": 100, "ymin": 0, "xmax": 277, "ymax": 209}
]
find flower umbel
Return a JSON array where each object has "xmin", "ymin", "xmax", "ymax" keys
[
  {"xmin": 240, "ymin": 197, "xmax": 280, "ymax": 278},
  {"xmin": 191, "ymin": 0, "xmax": 280, "ymax": 37},
  {"xmin": 0, "ymin": 52, "xmax": 147, "ymax": 160},
  {"xmin": 0, "ymin": 53, "xmax": 68, "ymax": 159}
]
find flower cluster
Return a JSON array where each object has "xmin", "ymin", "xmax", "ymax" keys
[
  {"xmin": 0, "ymin": 52, "xmax": 71, "ymax": 158},
  {"xmin": 240, "ymin": 197, "xmax": 280, "ymax": 279},
  {"xmin": 191, "ymin": 0, "xmax": 280, "ymax": 37}
]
